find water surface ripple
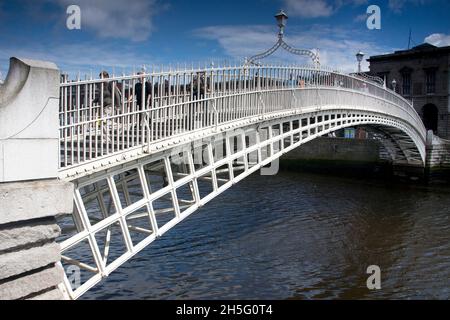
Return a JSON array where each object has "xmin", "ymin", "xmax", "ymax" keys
[{"xmin": 83, "ymin": 171, "xmax": 450, "ymax": 300}]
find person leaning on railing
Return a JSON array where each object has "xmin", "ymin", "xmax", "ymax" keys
[
  {"xmin": 128, "ymin": 71, "xmax": 153, "ymax": 132},
  {"xmin": 93, "ymin": 71, "xmax": 122, "ymax": 117},
  {"xmin": 193, "ymin": 72, "xmax": 212, "ymax": 127},
  {"xmin": 132, "ymin": 71, "xmax": 152, "ymax": 111},
  {"xmin": 93, "ymin": 71, "xmax": 123, "ymax": 138},
  {"xmin": 299, "ymin": 78, "xmax": 305, "ymax": 88}
]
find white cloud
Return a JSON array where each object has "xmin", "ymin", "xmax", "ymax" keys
[
  {"xmin": 354, "ymin": 13, "xmax": 367, "ymax": 22},
  {"xmin": 388, "ymin": 0, "xmax": 428, "ymax": 13},
  {"xmin": 194, "ymin": 24, "xmax": 393, "ymax": 72},
  {"xmin": 0, "ymin": 0, "xmax": 165, "ymax": 78},
  {"xmin": 0, "ymin": 41, "xmax": 158, "ymax": 78},
  {"xmin": 283, "ymin": 0, "xmax": 334, "ymax": 18},
  {"xmin": 282, "ymin": 0, "xmax": 368, "ymax": 18},
  {"xmin": 53, "ymin": 0, "xmax": 161, "ymax": 41},
  {"xmin": 425, "ymin": 33, "xmax": 450, "ymax": 47}
]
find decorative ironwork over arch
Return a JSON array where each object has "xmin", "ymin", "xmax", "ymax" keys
[{"xmin": 245, "ymin": 10, "xmax": 320, "ymax": 67}]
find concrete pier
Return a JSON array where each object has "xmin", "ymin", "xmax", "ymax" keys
[
  {"xmin": 0, "ymin": 58, "xmax": 72, "ymax": 300},
  {"xmin": 425, "ymin": 132, "xmax": 450, "ymax": 181},
  {"xmin": 0, "ymin": 180, "xmax": 73, "ymax": 299}
]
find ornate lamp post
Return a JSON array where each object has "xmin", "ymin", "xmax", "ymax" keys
[
  {"xmin": 275, "ymin": 10, "xmax": 288, "ymax": 38},
  {"xmin": 392, "ymin": 79, "xmax": 397, "ymax": 92},
  {"xmin": 246, "ymin": 10, "xmax": 320, "ymax": 67},
  {"xmin": 356, "ymin": 51, "xmax": 364, "ymax": 73},
  {"xmin": 352, "ymin": 50, "xmax": 385, "ymax": 87}
]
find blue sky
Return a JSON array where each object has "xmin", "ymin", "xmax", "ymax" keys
[{"xmin": 0, "ymin": 0, "xmax": 449, "ymax": 79}]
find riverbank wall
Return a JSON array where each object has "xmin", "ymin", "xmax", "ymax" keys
[
  {"xmin": 281, "ymin": 136, "xmax": 450, "ymax": 183},
  {"xmin": 425, "ymin": 134, "xmax": 450, "ymax": 182},
  {"xmin": 280, "ymin": 137, "xmax": 392, "ymax": 178}
]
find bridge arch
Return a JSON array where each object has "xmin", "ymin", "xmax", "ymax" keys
[
  {"xmin": 55, "ymin": 64, "xmax": 427, "ymax": 299},
  {"xmin": 58, "ymin": 108, "xmax": 425, "ymax": 299}
]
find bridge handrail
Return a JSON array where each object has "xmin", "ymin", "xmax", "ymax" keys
[
  {"xmin": 58, "ymin": 87, "xmax": 421, "ymax": 131},
  {"xmin": 59, "ymin": 66, "xmax": 415, "ymax": 115},
  {"xmin": 60, "ymin": 65, "xmax": 417, "ymax": 112},
  {"xmin": 58, "ymin": 64, "xmax": 426, "ymax": 174}
]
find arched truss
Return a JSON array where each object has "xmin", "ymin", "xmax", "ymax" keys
[
  {"xmin": 351, "ymin": 72, "xmax": 385, "ymax": 87},
  {"xmin": 57, "ymin": 104, "xmax": 425, "ymax": 299},
  {"xmin": 361, "ymin": 125, "xmax": 424, "ymax": 165},
  {"xmin": 56, "ymin": 63, "xmax": 428, "ymax": 298},
  {"xmin": 246, "ymin": 38, "xmax": 320, "ymax": 67},
  {"xmin": 58, "ymin": 65, "xmax": 426, "ymax": 179}
]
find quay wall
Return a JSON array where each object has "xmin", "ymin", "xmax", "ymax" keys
[
  {"xmin": 425, "ymin": 133, "xmax": 450, "ymax": 182},
  {"xmin": 280, "ymin": 137, "xmax": 389, "ymax": 176}
]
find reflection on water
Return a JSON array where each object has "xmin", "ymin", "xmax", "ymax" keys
[{"xmin": 81, "ymin": 171, "xmax": 450, "ymax": 300}]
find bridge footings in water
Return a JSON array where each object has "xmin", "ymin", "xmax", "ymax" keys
[{"xmin": 425, "ymin": 133, "xmax": 450, "ymax": 183}]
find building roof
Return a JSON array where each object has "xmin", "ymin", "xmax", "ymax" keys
[{"xmin": 367, "ymin": 43, "xmax": 450, "ymax": 62}]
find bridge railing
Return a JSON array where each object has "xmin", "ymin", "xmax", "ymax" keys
[{"xmin": 59, "ymin": 64, "xmax": 426, "ymax": 174}]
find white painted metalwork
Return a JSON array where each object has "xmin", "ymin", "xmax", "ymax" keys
[
  {"xmin": 57, "ymin": 60, "xmax": 428, "ymax": 299},
  {"xmin": 246, "ymin": 10, "xmax": 320, "ymax": 66},
  {"xmin": 352, "ymin": 72, "xmax": 385, "ymax": 87},
  {"xmin": 58, "ymin": 106, "xmax": 424, "ymax": 299},
  {"xmin": 59, "ymin": 64, "xmax": 426, "ymax": 179}
]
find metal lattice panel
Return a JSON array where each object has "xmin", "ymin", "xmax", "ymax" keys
[
  {"xmin": 58, "ymin": 65, "xmax": 426, "ymax": 180},
  {"xmin": 57, "ymin": 108, "xmax": 425, "ymax": 299},
  {"xmin": 55, "ymin": 60, "xmax": 430, "ymax": 299}
]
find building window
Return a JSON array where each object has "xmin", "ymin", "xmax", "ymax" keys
[
  {"xmin": 402, "ymin": 73, "xmax": 411, "ymax": 96},
  {"xmin": 422, "ymin": 104, "xmax": 439, "ymax": 133},
  {"xmin": 425, "ymin": 69, "xmax": 436, "ymax": 94},
  {"xmin": 377, "ymin": 72, "xmax": 389, "ymax": 85}
]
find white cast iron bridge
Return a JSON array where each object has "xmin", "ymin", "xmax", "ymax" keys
[
  {"xmin": 56, "ymin": 61, "xmax": 427, "ymax": 299},
  {"xmin": 54, "ymin": 11, "xmax": 426, "ymax": 299}
]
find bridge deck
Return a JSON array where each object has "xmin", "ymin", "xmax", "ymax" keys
[
  {"xmin": 59, "ymin": 65, "xmax": 426, "ymax": 179},
  {"xmin": 56, "ymin": 64, "xmax": 428, "ymax": 299}
]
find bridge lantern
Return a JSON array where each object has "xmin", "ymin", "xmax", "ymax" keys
[
  {"xmin": 275, "ymin": 10, "xmax": 288, "ymax": 37},
  {"xmin": 356, "ymin": 51, "xmax": 365, "ymax": 62},
  {"xmin": 392, "ymin": 79, "xmax": 397, "ymax": 92},
  {"xmin": 356, "ymin": 50, "xmax": 364, "ymax": 73}
]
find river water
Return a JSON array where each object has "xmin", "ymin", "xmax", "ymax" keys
[{"xmin": 82, "ymin": 170, "xmax": 450, "ymax": 300}]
